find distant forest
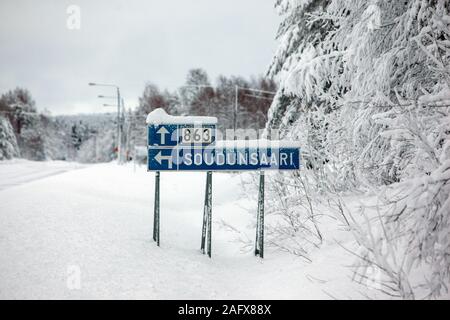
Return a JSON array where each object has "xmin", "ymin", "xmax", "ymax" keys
[{"xmin": 0, "ymin": 68, "xmax": 276, "ymax": 162}]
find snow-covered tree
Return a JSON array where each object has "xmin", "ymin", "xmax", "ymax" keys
[
  {"xmin": 138, "ymin": 83, "xmax": 174, "ymax": 115},
  {"xmin": 266, "ymin": 0, "xmax": 450, "ymax": 298},
  {"xmin": 0, "ymin": 116, "xmax": 20, "ymax": 160},
  {"xmin": 0, "ymin": 88, "xmax": 46, "ymax": 160}
]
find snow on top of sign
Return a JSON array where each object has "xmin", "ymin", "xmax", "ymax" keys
[
  {"xmin": 146, "ymin": 108, "xmax": 217, "ymax": 125},
  {"xmin": 215, "ymin": 139, "xmax": 301, "ymax": 149}
]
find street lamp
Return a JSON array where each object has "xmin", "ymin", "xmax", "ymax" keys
[
  {"xmin": 98, "ymin": 95, "xmax": 116, "ymax": 99},
  {"xmin": 89, "ymin": 82, "xmax": 122, "ymax": 164}
]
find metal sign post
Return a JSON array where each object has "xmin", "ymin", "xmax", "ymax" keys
[
  {"xmin": 206, "ymin": 171, "xmax": 212, "ymax": 257},
  {"xmin": 201, "ymin": 171, "xmax": 212, "ymax": 256},
  {"xmin": 255, "ymin": 171, "xmax": 265, "ymax": 258},
  {"xmin": 153, "ymin": 171, "xmax": 160, "ymax": 246}
]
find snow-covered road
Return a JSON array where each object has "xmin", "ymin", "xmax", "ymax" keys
[
  {"xmin": 0, "ymin": 160, "xmax": 364, "ymax": 299},
  {"xmin": 0, "ymin": 160, "xmax": 84, "ymax": 191}
]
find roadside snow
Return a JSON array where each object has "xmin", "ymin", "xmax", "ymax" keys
[
  {"xmin": 0, "ymin": 159, "xmax": 84, "ymax": 191},
  {"xmin": 0, "ymin": 161, "xmax": 369, "ymax": 299}
]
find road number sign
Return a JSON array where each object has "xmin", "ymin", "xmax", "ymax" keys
[{"xmin": 181, "ymin": 128, "xmax": 212, "ymax": 144}]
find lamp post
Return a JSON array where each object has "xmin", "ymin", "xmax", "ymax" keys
[
  {"xmin": 234, "ymin": 85, "xmax": 238, "ymax": 134},
  {"xmin": 89, "ymin": 82, "xmax": 122, "ymax": 164}
]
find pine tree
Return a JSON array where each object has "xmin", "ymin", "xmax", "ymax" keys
[{"xmin": 0, "ymin": 116, "xmax": 20, "ymax": 160}]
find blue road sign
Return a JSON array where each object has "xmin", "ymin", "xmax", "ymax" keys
[
  {"xmin": 147, "ymin": 117, "xmax": 301, "ymax": 172},
  {"xmin": 147, "ymin": 146, "xmax": 301, "ymax": 171},
  {"xmin": 146, "ymin": 109, "xmax": 301, "ymax": 258}
]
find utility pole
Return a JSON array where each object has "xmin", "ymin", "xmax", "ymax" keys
[
  {"xmin": 116, "ymin": 87, "xmax": 121, "ymax": 164},
  {"xmin": 178, "ymin": 84, "xmax": 216, "ymax": 121},
  {"xmin": 90, "ymin": 129, "xmax": 98, "ymax": 162},
  {"xmin": 177, "ymin": 84, "xmax": 276, "ymax": 138},
  {"xmin": 125, "ymin": 108, "xmax": 133, "ymax": 162},
  {"xmin": 90, "ymin": 82, "xmax": 123, "ymax": 164},
  {"xmin": 119, "ymin": 98, "xmax": 132, "ymax": 162},
  {"xmin": 233, "ymin": 86, "xmax": 276, "ymax": 136},
  {"xmin": 94, "ymin": 134, "xmax": 97, "ymax": 161},
  {"xmin": 234, "ymin": 85, "xmax": 238, "ymax": 135}
]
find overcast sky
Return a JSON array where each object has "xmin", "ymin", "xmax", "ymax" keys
[{"xmin": 0, "ymin": 0, "xmax": 280, "ymax": 115}]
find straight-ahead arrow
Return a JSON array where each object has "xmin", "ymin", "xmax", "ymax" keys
[
  {"xmin": 155, "ymin": 151, "xmax": 173, "ymax": 169},
  {"xmin": 156, "ymin": 126, "xmax": 169, "ymax": 145}
]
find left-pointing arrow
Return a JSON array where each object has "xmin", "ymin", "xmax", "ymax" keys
[
  {"xmin": 155, "ymin": 151, "xmax": 173, "ymax": 169},
  {"xmin": 156, "ymin": 126, "xmax": 169, "ymax": 145}
]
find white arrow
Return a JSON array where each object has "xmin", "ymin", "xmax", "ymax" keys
[
  {"xmin": 156, "ymin": 126, "xmax": 169, "ymax": 145},
  {"xmin": 155, "ymin": 151, "xmax": 173, "ymax": 169}
]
